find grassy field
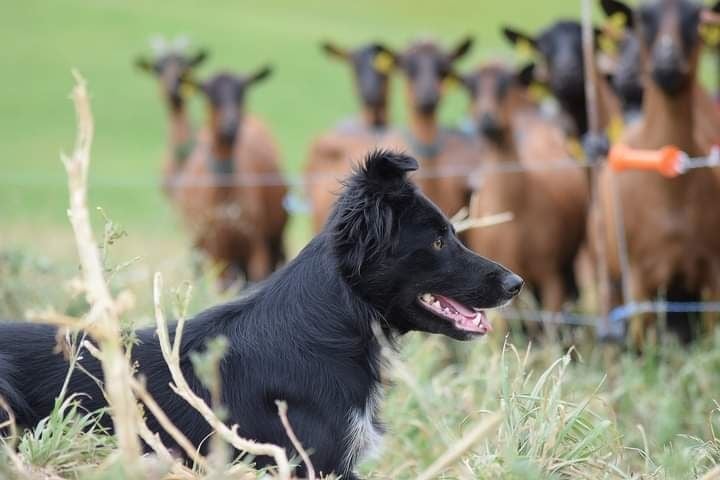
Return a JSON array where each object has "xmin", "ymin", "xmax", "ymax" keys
[{"xmin": 3, "ymin": 0, "xmax": 720, "ymax": 479}]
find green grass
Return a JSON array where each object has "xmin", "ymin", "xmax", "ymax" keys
[{"xmin": 4, "ymin": 234, "xmax": 720, "ymax": 478}]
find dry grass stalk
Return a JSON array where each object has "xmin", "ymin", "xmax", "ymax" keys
[
  {"xmin": 58, "ymin": 71, "xmax": 142, "ymax": 463},
  {"xmin": 152, "ymin": 272, "xmax": 292, "ymax": 479},
  {"xmin": 130, "ymin": 376, "xmax": 209, "ymax": 471},
  {"xmin": 80, "ymin": 340, "xmax": 202, "ymax": 479},
  {"xmin": 0, "ymin": 396, "xmax": 26, "ymax": 474},
  {"xmin": 415, "ymin": 413, "xmax": 502, "ymax": 480},
  {"xmin": 701, "ymin": 465, "xmax": 720, "ymax": 480},
  {"xmin": 453, "ymin": 211, "xmax": 514, "ymax": 234},
  {"xmin": 276, "ymin": 400, "xmax": 315, "ymax": 479}
]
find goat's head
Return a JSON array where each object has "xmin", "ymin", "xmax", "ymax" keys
[
  {"xmin": 388, "ymin": 37, "xmax": 473, "ymax": 117},
  {"xmin": 136, "ymin": 50, "xmax": 208, "ymax": 110},
  {"xmin": 599, "ymin": 0, "xmax": 645, "ymax": 112},
  {"xmin": 634, "ymin": 0, "xmax": 707, "ymax": 95},
  {"xmin": 460, "ymin": 63, "xmax": 534, "ymax": 144},
  {"xmin": 321, "ymin": 41, "xmax": 394, "ymax": 127},
  {"xmin": 502, "ymin": 21, "xmax": 601, "ymax": 105},
  {"xmin": 187, "ymin": 67, "xmax": 272, "ymax": 147}
]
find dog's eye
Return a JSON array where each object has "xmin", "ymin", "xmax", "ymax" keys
[{"xmin": 432, "ymin": 237, "xmax": 445, "ymax": 250}]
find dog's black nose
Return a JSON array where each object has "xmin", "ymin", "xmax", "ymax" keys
[{"xmin": 502, "ymin": 273, "xmax": 524, "ymax": 296}]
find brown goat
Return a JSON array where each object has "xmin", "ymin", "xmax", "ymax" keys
[
  {"xmin": 462, "ymin": 63, "xmax": 589, "ymax": 315},
  {"xmin": 135, "ymin": 46, "xmax": 208, "ymax": 197},
  {"xmin": 177, "ymin": 68, "xmax": 287, "ymax": 289},
  {"xmin": 384, "ymin": 38, "xmax": 482, "ymax": 218},
  {"xmin": 304, "ymin": 41, "xmax": 399, "ymax": 232},
  {"xmin": 590, "ymin": 0, "xmax": 720, "ymax": 345},
  {"xmin": 600, "ymin": 0, "xmax": 720, "ymax": 145}
]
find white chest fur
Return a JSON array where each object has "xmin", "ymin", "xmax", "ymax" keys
[{"xmin": 343, "ymin": 386, "xmax": 384, "ymax": 470}]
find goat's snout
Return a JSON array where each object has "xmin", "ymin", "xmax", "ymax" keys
[
  {"xmin": 218, "ymin": 109, "xmax": 239, "ymax": 144},
  {"xmin": 416, "ymin": 91, "xmax": 439, "ymax": 115},
  {"xmin": 414, "ymin": 78, "xmax": 440, "ymax": 115},
  {"xmin": 651, "ymin": 35, "xmax": 688, "ymax": 94},
  {"xmin": 549, "ymin": 53, "xmax": 584, "ymax": 98},
  {"xmin": 161, "ymin": 70, "xmax": 183, "ymax": 108},
  {"xmin": 479, "ymin": 112, "xmax": 502, "ymax": 140},
  {"xmin": 358, "ymin": 72, "xmax": 384, "ymax": 108}
]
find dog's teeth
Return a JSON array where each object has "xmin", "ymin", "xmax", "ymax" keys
[
  {"xmin": 422, "ymin": 293, "xmax": 432, "ymax": 302},
  {"xmin": 433, "ymin": 301, "xmax": 441, "ymax": 308}
]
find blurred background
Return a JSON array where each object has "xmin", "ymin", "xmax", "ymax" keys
[{"xmin": 1, "ymin": 0, "xmax": 586, "ymax": 244}]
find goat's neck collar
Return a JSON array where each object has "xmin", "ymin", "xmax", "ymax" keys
[
  {"xmin": 403, "ymin": 129, "xmax": 444, "ymax": 159},
  {"xmin": 335, "ymin": 117, "xmax": 387, "ymax": 137},
  {"xmin": 209, "ymin": 143, "xmax": 235, "ymax": 176}
]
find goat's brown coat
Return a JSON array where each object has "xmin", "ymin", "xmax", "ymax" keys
[
  {"xmin": 464, "ymin": 70, "xmax": 588, "ymax": 312},
  {"xmin": 175, "ymin": 116, "xmax": 287, "ymax": 287}
]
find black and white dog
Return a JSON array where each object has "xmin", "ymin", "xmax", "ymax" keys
[{"xmin": 0, "ymin": 150, "xmax": 522, "ymax": 479}]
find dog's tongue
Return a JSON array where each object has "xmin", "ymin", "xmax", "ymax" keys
[{"xmin": 434, "ymin": 294, "xmax": 476, "ymax": 318}]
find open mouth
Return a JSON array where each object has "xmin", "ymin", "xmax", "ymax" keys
[{"xmin": 418, "ymin": 293, "xmax": 492, "ymax": 335}]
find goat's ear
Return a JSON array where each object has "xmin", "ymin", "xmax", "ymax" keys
[
  {"xmin": 135, "ymin": 57, "xmax": 154, "ymax": 73},
  {"xmin": 247, "ymin": 65, "xmax": 273, "ymax": 86},
  {"xmin": 502, "ymin": 26, "xmax": 538, "ymax": 52},
  {"xmin": 189, "ymin": 49, "xmax": 209, "ymax": 67},
  {"xmin": 600, "ymin": 0, "xmax": 635, "ymax": 29},
  {"xmin": 516, "ymin": 63, "xmax": 536, "ymax": 87},
  {"xmin": 321, "ymin": 41, "xmax": 350, "ymax": 60},
  {"xmin": 362, "ymin": 149, "xmax": 418, "ymax": 184},
  {"xmin": 449, "ymin": 36, "xmax": 474, "ymax": 62}
]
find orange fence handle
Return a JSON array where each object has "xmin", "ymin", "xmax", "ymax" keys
[{"xmin": 608, "ymin": 145, "xmax": 682, "ymax": 178}]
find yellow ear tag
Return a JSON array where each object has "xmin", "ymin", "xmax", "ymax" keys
[
  {"xmin": 607, "ymin": 12, "xmax": 627, "ymax": 34},
  {"xmin": 608, "ymin": 115, "xmax": 625, "ymax": 144},
  {"xmin": 443, "ymin": 76, "xmax": 459, "ymax": 90},
  {"xmin": 515, "ymin": 38, "xmax": 536, "ymax": 60},
  {"xmin": 180, "ymin": 82, "xmax": 196, "ymax": 98},
  {"xmin": 528, "ymin": 82, "xmax": 550, "ymax": 102},
  {"xmin": 700, "ymin": 24, "xmax": 720, "ymax": 48},
  {"xmin": 599, "ymin": 34, "xmax": 618, "ymax": 56},
  {"xmin": 373, "ymin": 51, "xmax": 394, "ymax": 74}
]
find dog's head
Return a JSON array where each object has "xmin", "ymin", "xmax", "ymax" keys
[{"xmin": 330, "ymin": 150, "xmax": 523, "ymax": 340}]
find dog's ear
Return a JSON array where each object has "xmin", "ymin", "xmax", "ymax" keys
[
  {"xmin": 361, "ymin": 149, "xmax": 418, "ymax": 184},
  {"xmin": 331, "ymin": 150, "xmax": 418, "ymax": 281}
]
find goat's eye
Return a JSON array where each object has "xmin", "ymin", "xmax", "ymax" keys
[{"xmin": 432, "ymin": 237, "xmax": 445, "ymax": 250}]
